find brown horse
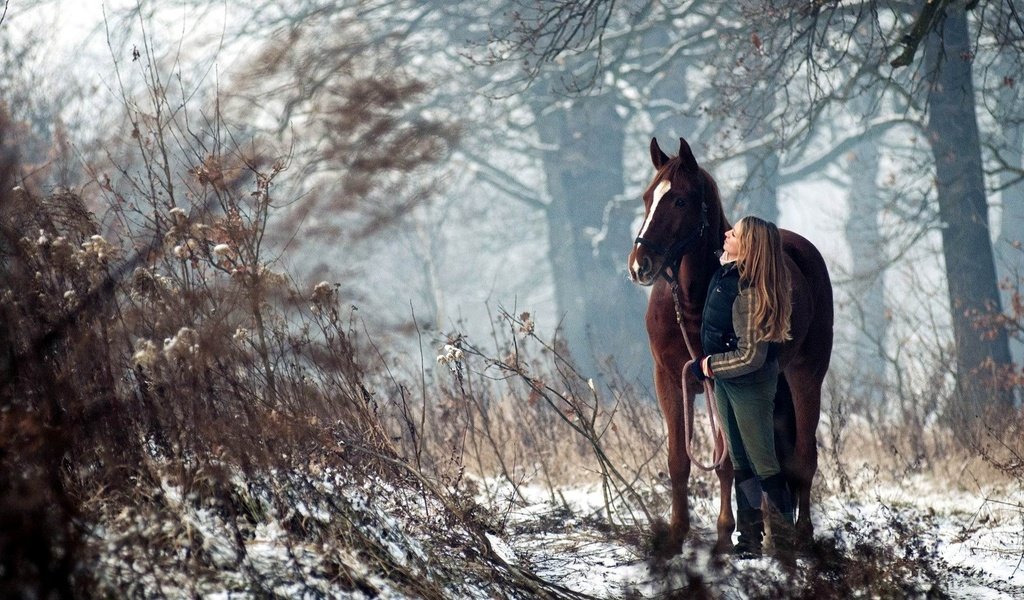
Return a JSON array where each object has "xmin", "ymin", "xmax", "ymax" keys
[{"xmin": 627, "ymin": 137, "xmax": 833, "ymax": 553}]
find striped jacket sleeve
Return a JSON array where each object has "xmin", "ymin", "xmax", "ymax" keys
[{"xmin": 706, "ymin": 287, "xmax": 770, "ymax": 379}]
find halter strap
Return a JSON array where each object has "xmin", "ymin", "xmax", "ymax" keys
[{"xmin": 671, "ymin": 281, "xmax": 728, "ymax": 472}]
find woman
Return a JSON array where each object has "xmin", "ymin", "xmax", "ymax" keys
[{"xmin": 692, "ymin": 216, "xmax": 793, "ymax": 560}]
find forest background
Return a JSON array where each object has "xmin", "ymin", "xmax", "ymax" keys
[{"xmin": 1, "ymin": 0, "xmax": 1023, "ymax": 597}]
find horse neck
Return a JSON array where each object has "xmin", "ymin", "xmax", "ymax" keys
[
  {"xmin": 677, "ymin": 192, "xmax": 727, "ymax": 305},
  {"xmin": 675, "ymin": 241, "xmax": 720, "ymax": 308}
]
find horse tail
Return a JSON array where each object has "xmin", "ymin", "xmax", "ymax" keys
[{"xmin": 773, "ymin": 373, "xmax": 797, "ymax": 474}]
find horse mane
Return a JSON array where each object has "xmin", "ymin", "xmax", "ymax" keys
[{"xmin": 697, "ymin": 167, "xmax": 730, "ymax": 243}]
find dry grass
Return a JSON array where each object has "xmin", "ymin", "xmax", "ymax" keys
[
  {"xmin": 2, "ymin": 166, "xmax": 1019, "ymax": 597},
  {"xmin": 2, "ymin": 85, "xmax": 1022, "ymax": 597},
  {"xmin": 0, "ymin": 110, "xmax": 578, "ymax": 596}
]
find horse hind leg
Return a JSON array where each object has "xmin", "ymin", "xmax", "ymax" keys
[
  {"xmin": 772, "ymin": 376, "xmax": 807, "ymax": 535},
  {"xmin": 776, "ymin": 372, "xmax": 819, "ymax": 544}
]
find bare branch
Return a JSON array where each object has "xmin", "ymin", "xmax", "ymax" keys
[
  {"xmin": 462, "ymin": 154, "xmax": 547, "ymax": 211},
  {"xmin": 779, "ymin": 118, "xmax": 919, "ymax": 184},
  {"xmin": 476, "ymin": 0, "xmax": 619, "ymax": 89},
  {"xmin": 891, "ymin": 0, "xmax": 951, "ymax": 67}
]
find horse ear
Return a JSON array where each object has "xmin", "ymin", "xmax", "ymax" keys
[
  {"xmin": 678, "ymin": 137, "xmax": 699, "ymax": 173},
  {"xmin": 650, "ymin": 137, "xmax": 670, "ymax": 169}
]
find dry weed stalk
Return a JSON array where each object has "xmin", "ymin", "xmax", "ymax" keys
[
  {"xmin": 0, "ymin": 47, "xmax": 592, "ymax": 594},
  {"xmin": 431, "ymin": 309, "xmax": 668, "ymax": 534}
]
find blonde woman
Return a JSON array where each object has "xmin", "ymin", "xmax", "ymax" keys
[{"xmin": 691, "ymin": 216, "xmax": 793, "ymax": 560}]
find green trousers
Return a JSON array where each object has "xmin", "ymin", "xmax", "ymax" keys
[{"xmin": 714, "ymin": 375, "xmax": 780, "ymax": 478}]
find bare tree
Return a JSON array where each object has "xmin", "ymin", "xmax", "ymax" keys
[
  {"xmin": 474, "ymin": 2, "xmax": 748, "ymax": 378},
  {"xmin": 920, "ymin": 7, "xmax": 1013, "ymax": 416},
  {"xmin": 492, "ymin": 0, "xmax": 1019, "ymax": 416}
]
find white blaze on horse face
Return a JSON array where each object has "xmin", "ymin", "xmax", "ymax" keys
[
  {"xmin": 638, "ymin": 179, "xmax": 671, "ymax": 242},
  {"xmin": 632, "ymin": 179, "xmax": 672, "ymax": 277}
]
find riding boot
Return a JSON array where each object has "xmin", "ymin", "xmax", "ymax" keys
[
  {"xmin": 762, "ymin": 473, "xmax": 796, "ymax": 565},
  {"xmin": 734, "ymin": 509, "xmax": 764, "ymax": 558},
  {"xmin": 733, "ymin": 469, "xmax": 763, "ymax": 559}
]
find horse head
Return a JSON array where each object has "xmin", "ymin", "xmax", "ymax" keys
[{"xmin": 628, "ymin": 137, "xmax": 716, "ymax": 286}]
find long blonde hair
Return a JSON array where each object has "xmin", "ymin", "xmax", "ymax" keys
[{"xmin": 735, "ymin": 216, "xmax": 792, "ymax": 343}]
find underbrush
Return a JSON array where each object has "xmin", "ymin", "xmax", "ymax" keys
[
  {"xmin": 80, "ymin": 452, "xmax": 528, "ymax": 598},
  {"xmin": 1, "ymin": 105, "xmax": 1021, "ymax": 598},
  {"xmin": 0, "ymin": 140, "xmax": 578, "ymax": 597}
]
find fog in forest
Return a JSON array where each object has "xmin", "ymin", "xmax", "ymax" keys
[
  {"xmin": 11, "ymin": 2, "xmax": 1019, "ymax": 403},
  {"xmin": 2, "ymin": 2, "xmax": 1023, "ymax": 595}
]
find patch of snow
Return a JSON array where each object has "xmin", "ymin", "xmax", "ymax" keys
[{"xmin": 485, "ymin": 533, "xmax": 517, "ymax": 564}]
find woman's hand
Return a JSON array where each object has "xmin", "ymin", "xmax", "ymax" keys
[{"xmin": 689, "ymin": 360, "xmax": 706, "ymax": 382}]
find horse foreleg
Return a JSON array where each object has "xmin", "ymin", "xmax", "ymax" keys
[
  {"xmin": 691, "ymin": 375, "xmax": 735, "ymax": 552},
  {"xmin": 655, "ymin": 364, "xmax": 690, "ymax": 554},
  {"xmin": 713, "ymin": 446, "xmax": 735, "ymax": 553}
]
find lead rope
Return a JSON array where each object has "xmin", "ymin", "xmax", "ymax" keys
[{"xmin": 671, "ymin": 281, "xmax": 729, "ymax": 472}]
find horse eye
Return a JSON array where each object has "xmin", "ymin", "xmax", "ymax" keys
[{"xmin": 674, "ymin": 196, "xmax": 686, "ymax": 208}]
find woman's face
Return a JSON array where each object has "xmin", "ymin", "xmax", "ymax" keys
[{"xmin": 723, "ymin": 222, "xmax": 743, "ymax": 260}]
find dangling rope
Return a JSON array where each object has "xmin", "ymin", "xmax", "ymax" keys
[
  {"xmin": 681, "ymin": 358, "xmax": 726, "ymax": 471},
  {"xmin": 671, "ymin": 281, "xmax": 729, "ymax": 472}
]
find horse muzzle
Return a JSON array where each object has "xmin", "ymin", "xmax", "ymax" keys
[{"xmin": 629, "ymin": 251, "xmax": 660, "ymax": 286}]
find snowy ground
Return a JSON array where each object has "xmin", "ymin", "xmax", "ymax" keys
[
  {"xmin": 85, "ymin": 461, "xmax": 1023, "ymax": 598},
  {"xmin": 483, "ymin": 476, "xmax": 1024, "ymax": 599}
]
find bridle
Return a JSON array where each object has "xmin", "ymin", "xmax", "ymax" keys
[{"xmin": 633, "ymin": 174, "xmax": 709, "ymax": 283}]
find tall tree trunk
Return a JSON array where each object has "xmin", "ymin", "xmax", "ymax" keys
[
  {"xmin": 645, "ymin": 28, "xmax": 699, "ymax": 142},
  {"xmin": 991, "ymin": 42, "xmax": 1024, "ymax": 373},
  {"xmin": 924, "ymin": 7, "xmax": 1014, "ymax": 418},
  {"xmin": 990, "ymin": 5, "xmax": 1024, "ymax": 265},
  {"xmin": 995, "ymin": 116, "xmax": 1024, "ymax": 372},
  {"xmin": 844, "ymin": 138, "xmax": 888, "ymax": 403},
  {"xmin": 995, "ymin": 125, "xmax": 1024, "ymax": 257},
  {"xmin": 535, "ymin": 92, "xmax": 650, "ymax": 380},
  {"xmin": 738, "ymin": 87, "xmax": 780, "ymax": 223},
  {"xmin": 740, "ymin": 149, "xmax": 780, "ymax": 223}
]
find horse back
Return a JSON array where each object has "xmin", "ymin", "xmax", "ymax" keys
[{"xmin": 779, "ymin": 229, "xmax": 834, "ymax": 376}]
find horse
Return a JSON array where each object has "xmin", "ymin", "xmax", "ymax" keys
[{"xmin": 627, "ymin": 136, "xmax": 833, "ymax": 554}]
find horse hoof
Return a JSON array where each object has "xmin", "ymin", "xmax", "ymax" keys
[
  {"xmin": 649, "ymin": 519, "xmax": 684, "ymax": 559},
  {"xmin": 794, "ymin": 520, "xmax": 815, "ymax": 555},
  {"xmin": 795, "ymin": 519, "xmax": 813, "ymax": 540}
]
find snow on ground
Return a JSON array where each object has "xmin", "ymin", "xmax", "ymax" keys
[
  {"xmin": 868, "ymin": 478, "xmax": 1024, "ymax": 599},
  {"xmin": 480, "ymin": 475, "xmax": 1024, "ymax": 599},
  {"xmin": 87, "ymin": 461, "xmax": 1023, "ymax": 598}
]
